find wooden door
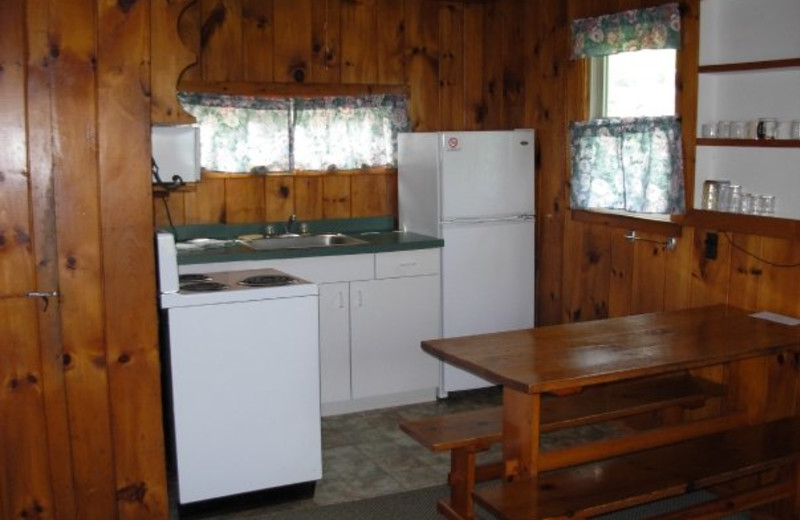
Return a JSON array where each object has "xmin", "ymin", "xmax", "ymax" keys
[{"xmin": 0, "ymin": 1, "xmax": 168, "ymax": 519}]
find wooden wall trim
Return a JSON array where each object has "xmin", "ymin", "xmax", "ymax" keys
[
  {"xmin": 572, "ymin": 210, "xmax": 683, "ymax": 238},
  {"xmin": 178, "ymin": 79, "xmax": 407, "ymax": 97}
]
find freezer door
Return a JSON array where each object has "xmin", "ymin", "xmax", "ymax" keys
[
  {"xmin": 441, "ymin": 218, "xmax": 535, "ymax": 394},
  {"xmin": 440, "ymin": 130, "xmax": 534, "ymax": 220}
]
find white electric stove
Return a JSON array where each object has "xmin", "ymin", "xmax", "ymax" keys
[{"xmin": 156, "ymin": 232, "xmax": 322, "ymax": 506}]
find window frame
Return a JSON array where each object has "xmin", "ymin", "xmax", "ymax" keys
[{"xmin": 568, "ymin": 3, "xmax": 692, "ymax": 237}]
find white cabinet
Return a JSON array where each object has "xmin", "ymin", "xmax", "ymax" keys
[
  {"xmin": 350, "ymin": 274, "xmax": 441, "ymax": 400},
  {"xmin": 318, "ymin": 283, "xmax": 351, "ymax": 404},
  {"xmin": 181, "ymin": 247, "xmax": 443, "ymax": 415}
]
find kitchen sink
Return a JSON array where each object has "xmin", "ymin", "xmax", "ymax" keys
[{"xmin": 240, "ymin": 233, "xmax": 368, "ymax": 251}]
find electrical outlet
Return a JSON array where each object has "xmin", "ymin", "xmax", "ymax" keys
[{"xmin": 705, "ymin": 232, "xmax": 718, "ymax": 260}]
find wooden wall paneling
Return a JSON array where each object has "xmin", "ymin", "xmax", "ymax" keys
[
  {"xmin": 151, "ymin": 0, "xmax": 198, "ymax": 123},
  {"xmin": 462, "ymin": 3, "xmax": 486, "ymax": 130},
  {"xmin": 189, "ymin": 178, "xmax": 226, "ymax": 223},
  {"xmin": 689, "ymin": 227, "xmax": 732, "ymax": 307},
  {"xmin": 224, "ymin": 177, "xmax": 265, "ymax": 223},
  {"xmin": 662, "ymin": 227, "xmax": 694, "ymax": 310},
  {"xmin": 341, "ymin": 0, "xmax": 378, "ymax": 84},
  {"xmin": 439, "ymin": 2, "xmax": 466, "ymax": 130},
  {"xmin": 404, "ymin": 0, "xmax": 440, "ymax": 131},
  {"xmin": 200, "ymin": 0, "xmax": 243, "ymax": 81},
  {"xmin": 154, "ymin": 193, "xmax": 187, "ymax": 228},
  {"xmin": 50, "ymin": 0, "xmax": 118, "ymax": 517},
  {"xmin": 351, "ymin": 173, "xmax": 388, "ymax": 217},
  {"xmin": 376, "ymin": 0, "xmax": 405, "ymax": 85},
  {"xmin": 529, "ymin": 0, "xmax": 569, "ymax": 325},
  {"xmin": 481, "ymin": 3, "xmax": 505, "ymax": 129},
  {"xmin": 608, "ymin": 231, "xmax": 634, "ymax": 317},
  {"xmin": 294, "ymin": 175, "xmax": 324, "ymax": 220},
  {"xmin": 178, "ymin": 0, "xmax": 203, "ymax": 82},
  {"xmin": 242, "ymin": 0, "xmax": 275, "ymax": 82},
  {"xmin": 25, "ymin": 0, "xmax": 78, "ymax": 516},
  {"xmin": 0, "ymin": 1, "xmax": 55, "ymax": 516},
  {"xmin": 273, "ymin": 0, "xmax": 313, "ymax": 83},
  {"xmin": 0, "ymin": 300, "xmax": 54, "ymax": 520},
  {"xmin": 580, "ymin": 224, "xmax": 612, "ymax": 321},
  {"xmin": 322, "ymin": 175, "xmax": 351, "ymax": 219},
  {"xmin": 264, "ymin": 175, "xmax": 295, "ymax": 222},
  {"xmin": 561, "ymin": 219, "xmax": 585, "ymax": 323},
  {"xmin": 311, "ymin": 0, "xmax": 341, "ymax": 83},
  {"xmin": 385, "ymin": 171, "xmax": 398, "ymax": 219},
  {"xmin": 727, "ymin": 233, "xmax": 763, "ymax": 312},
  {"xmin": 500, "ymin": 0, "xmax": 526, "ymax": 129},
  {"xmin": 756, "ymin": 237, "xmax": 800, "ymax": 317},
  {"xmin": 629, "ymin": 232, "xmax": 667, "ymax": 314},
  {"xmin": 96, "ymin": 1, "xmax": 169, "ymax": 517}
]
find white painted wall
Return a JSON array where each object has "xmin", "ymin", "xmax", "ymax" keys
[{"xmin": 695, "ymin": 0, "xmax": 800, "ymax": 218}]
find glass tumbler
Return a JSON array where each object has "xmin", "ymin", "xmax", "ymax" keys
[
  {"xmin": 717, "ymin": 183, "xmax": 733, "ymax": 212},
  {"xmin": 728, "ymin": 185, "xmax": 742, "ymax": 213},
  {"xmin": 757, "ymin": 195, "xmax": 776, "ymax": 215},
  {"xmin": 740, "ymin": 193, "xmax": 755, "ymax": 214}
]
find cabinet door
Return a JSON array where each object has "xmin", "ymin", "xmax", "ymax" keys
[
  {"xmin": 350, "ymin": 275, "xmax": 441, "ymax": 399},
  {"xmin": 318, "ymin": 283, "xmax": 351, "ymax": 404}
]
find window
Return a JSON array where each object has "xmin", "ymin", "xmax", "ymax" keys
[
  {"xmin": 177, "ymin": 92, "xmax": 409, "ymax": 174},
  {"xmin": 590, "ymin": 49, "xmax": 677, "ymax": 119},
  {"xmin": 570, "ymin": 3, "xmax": 685, "ymax": 215}
]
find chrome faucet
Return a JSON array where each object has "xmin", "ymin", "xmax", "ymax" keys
[{"xmin": 286, "ymin": 214, "xmax": 297, "ymax": 235}]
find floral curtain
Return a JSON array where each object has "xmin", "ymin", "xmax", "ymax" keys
[
  {"xmin": 294, "ymin": 95, "xmax": 408, "ymax": 171},
  {"xmin": 177, "ymin": 92, "xmax": 408, "ymax": 173},
  {"xmin": 570, "ymin": 116, "xmax": 685, "ymax": 214},
  {"xmin": 571, "ymin": 3, "xmax": 681, "ymax": 59}
]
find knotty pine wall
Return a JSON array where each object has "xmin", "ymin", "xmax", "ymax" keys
[
  {"xmin": 159, "ymin": 0, "xmax": 800, "ymax": 324},
  {"xmin": 153, "ymin": 0, "xmax": 526, "ymax": 227}
]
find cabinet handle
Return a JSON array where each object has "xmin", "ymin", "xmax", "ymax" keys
[
  {"xmin": 357, "ymin": 290, "xmax": 363, "ymax": 308},
  {"xmin": 338, "ymin": 291, "xmax": 344, "ymax": 309},
  {"xmin": 399, "ymin": 262, "xmax": 417, "ymax": 268}
]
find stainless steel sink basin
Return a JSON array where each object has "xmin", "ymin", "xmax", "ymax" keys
[{"xmin": 240, "ymin": 233, "xmax": 368, "ymax": 251}]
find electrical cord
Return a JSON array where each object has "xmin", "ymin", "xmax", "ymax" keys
[
  {"xmin": 161, "ymin": 195, "xmax": 177, "ymax": 234},
  {"xmin": 152, "ymin": 158, "xmax": 183, "ymax": 234},
  {"xmin": 722, "ymin": 232, "xmax": 800, "ymax": 268}
]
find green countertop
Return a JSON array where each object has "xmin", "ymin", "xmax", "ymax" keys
[{"xmin": 166, "ymin": 217, "xmax": 443, "ymax": 266}]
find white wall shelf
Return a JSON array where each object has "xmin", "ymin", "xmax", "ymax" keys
[{"xmin": 693, "ymin": 0, "xmax": 800, "ymax": 227}]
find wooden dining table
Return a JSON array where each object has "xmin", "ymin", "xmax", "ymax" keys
[{"xmin": 422, "ymin": 304, "xmax": 800, "ymax": 482}]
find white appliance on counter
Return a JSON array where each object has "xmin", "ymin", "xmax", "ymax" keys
[
  {"xmin": 399, "ymin": 130, "xmax": 536, "ymax": 397},
  {"xmin": 156, "ymin": 232, "xmax": 322, "ymax": 506}
]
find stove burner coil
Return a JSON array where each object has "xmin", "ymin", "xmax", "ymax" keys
[
  {"xmin": 179, "ymin": 274, "xmax": 212, "ymax": 283},
  {"xmin": 237, "ymin": 275, "xmax": 297, "ymax": 287},
  {"xmin": 180, "ymin": 281, "xmax": 228, "ymax": 292}
]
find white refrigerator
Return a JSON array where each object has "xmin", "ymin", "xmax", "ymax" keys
[{"xmin": 398, "ymin": 130, "xmax": 536, "ymax": 397}]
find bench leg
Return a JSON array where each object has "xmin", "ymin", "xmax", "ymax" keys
[{"xmin": 437, "ymin": 446, "xmax": 478, "ymax": 520}]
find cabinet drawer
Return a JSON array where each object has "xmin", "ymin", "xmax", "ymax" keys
[{"xmin": 375, "ymin": 249, "xmax": 440, "ymax": 279}]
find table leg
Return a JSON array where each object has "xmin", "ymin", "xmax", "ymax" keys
[{"xmin": 502, "ymin": 387, "xmax": 541, "ymax": 480}]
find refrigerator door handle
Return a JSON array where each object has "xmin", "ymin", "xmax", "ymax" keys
[{"xmin": 441, "ymin": 214, "xmax": 535, "ymax": 225}]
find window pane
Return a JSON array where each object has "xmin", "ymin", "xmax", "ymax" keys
[{"xmin": 605, "ymin": 49, "xmax": 676, "ymax": 118}]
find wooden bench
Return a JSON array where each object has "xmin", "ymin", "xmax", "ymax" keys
[
  {"xmin": 474, "ymin": 416, "xmax": 800, "ymax": 520},
  {"xmin": 400, "ymin": 373, "xmax": 726, "ymax": 520}
]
